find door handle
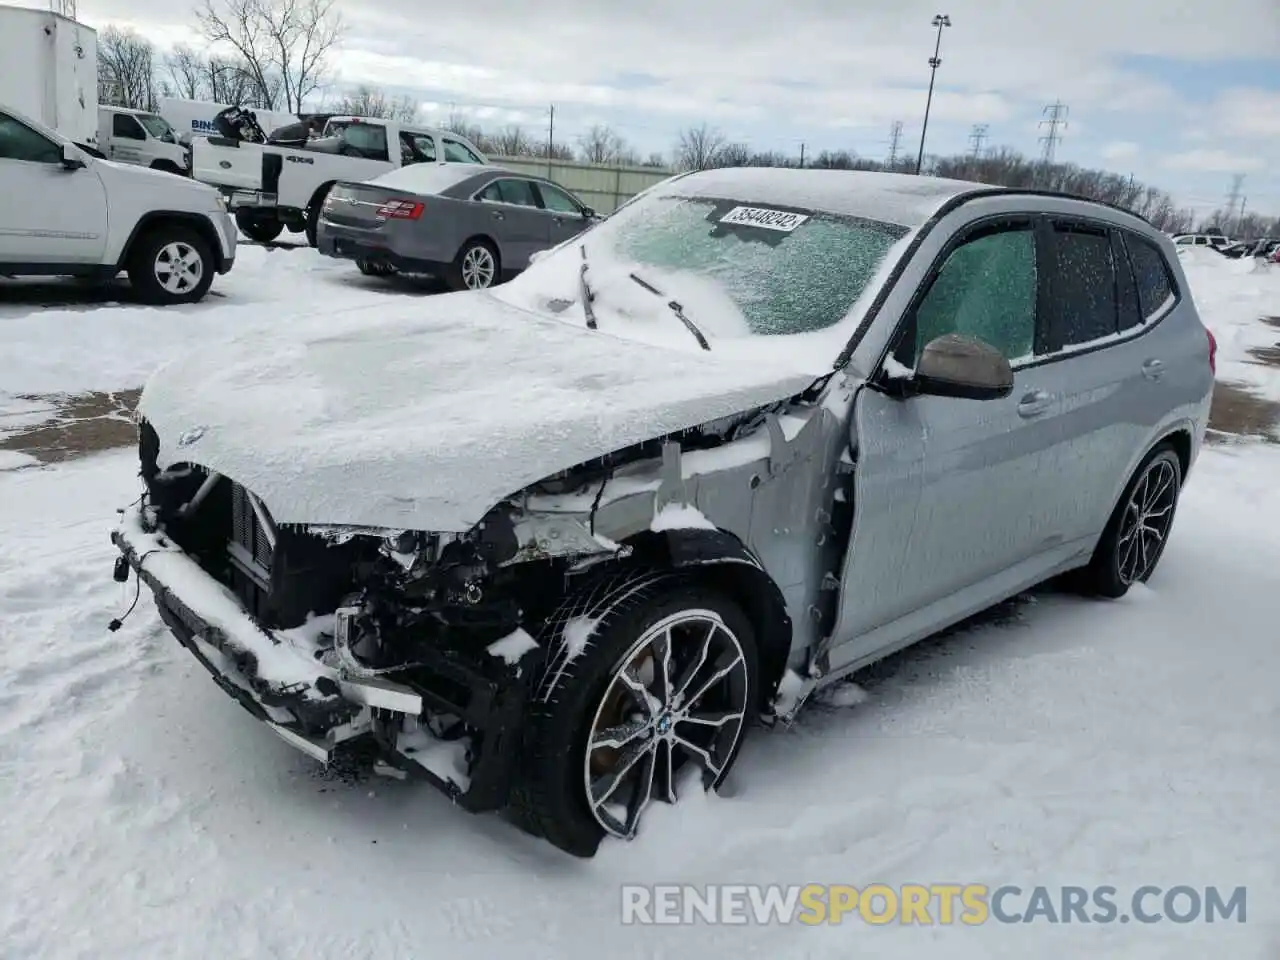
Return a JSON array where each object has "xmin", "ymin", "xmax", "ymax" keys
[
  {"xmin": 1017, "ymin": 390, "xmax": 1053, "ymax": 418},
  {"xmin": 491, "ymin": 211, "xmax": 504, "ymax": 221},
  {"xmin": 1142, "ymin": 358, "xmax": 1165, "ymax": 380}
]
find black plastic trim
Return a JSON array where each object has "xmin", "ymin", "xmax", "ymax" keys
[{"xmin": 115, "ymin": 211, "xmax": 229, "ymax": 273}]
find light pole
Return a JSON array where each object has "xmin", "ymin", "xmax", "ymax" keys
[{"xmin": 915, "ymin": 13, "xmax": 951, "ymax": 175}]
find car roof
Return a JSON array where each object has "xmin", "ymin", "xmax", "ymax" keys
[{"xmin": 663, "ymin": 167, "xmax": 1159, "ymax": 231}]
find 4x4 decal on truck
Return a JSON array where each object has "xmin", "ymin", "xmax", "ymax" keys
[{"xmin": 286, "ymin": 155, "xmax": 315, "ymax": 164}]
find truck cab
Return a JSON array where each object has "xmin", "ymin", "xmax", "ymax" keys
[{"xmin": 98, "ymin": 106, "xmax": 189, "ymax": 174}]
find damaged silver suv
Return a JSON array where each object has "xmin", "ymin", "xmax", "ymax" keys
[{"xmin": 113, "ymin": 167, "xmax": 1214, "ymax": 856}]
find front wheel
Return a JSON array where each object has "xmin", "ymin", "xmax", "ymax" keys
[
  {"xmin": 1074, "ymin": 444, "xmax": 1182, "ymax": 598},
  {"xmin": 516, "ymin": 577, "xmax": 757, "ymax": 857},
  {"xmin": 126, "ymin": 226, "xmax": 215, "ymax": 305}
]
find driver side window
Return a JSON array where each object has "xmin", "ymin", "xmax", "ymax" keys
[
  {"xmin": 905, "ymin": 223, "xmax": 1038, "ymax": 364},
  {"xmin": 0, "ymin": 112, "xmax": 61, "ymax": 164}
]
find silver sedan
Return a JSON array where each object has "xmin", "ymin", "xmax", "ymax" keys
[{"xmin": 316, "ymin": 163, "xmax": 599, "ymax": 289}]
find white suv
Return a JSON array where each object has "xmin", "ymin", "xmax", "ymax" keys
[{"xmin": 0, "ymin": 106, "xmax": 236, "ymax": 304}]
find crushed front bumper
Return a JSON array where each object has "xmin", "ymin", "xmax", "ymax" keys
[{"xmin": 111, "ymin": 506, "xmax": 540, "ymax": 811}]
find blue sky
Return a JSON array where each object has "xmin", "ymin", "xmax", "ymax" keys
[{"xmin": 73, "ymin": 0, "xmax": 1280, "ymax": 223}]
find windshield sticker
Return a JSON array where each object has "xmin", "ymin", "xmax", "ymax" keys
[{"xmin": 718, "ymin": 206, "xmax": 810, "ymax": 232}]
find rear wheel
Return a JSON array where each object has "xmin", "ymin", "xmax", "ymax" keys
[
  {"xmin": 1073, "ymin": 444, "xmax": 1182, "ymax": 598},
  {"xmin": 448, "ymin": 239, "xmax": 499, "ymax": 291},
  {"xmin": 126, "ymin": 225, "xmax": 215, "ymax": 305},
  {"xmin": 235, "ymin": 210, "xmax": 283, "ymax": 244},
  {"xmin": 515, "ymin": 576, "xmax": 757, "ymax": 857}
]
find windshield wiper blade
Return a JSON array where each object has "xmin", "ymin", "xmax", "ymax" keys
[
  {"xmin": 627, "ymin": 272, "xmax": 710, "ymax": 351},
  {"xmin": 579, "ymin": 244, "xmax": 597, "ymax": 330}
]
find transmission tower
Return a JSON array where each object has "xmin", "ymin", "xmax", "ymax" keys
[
  {"xmin": 968, "ymin": 124, "xmax": 989, "ymax": 159},
  {"xmin": 1038, "ymin": 101, "xmax": 1069, "ymax": 164},
  {"xmin": 1225, "ymin": 174, "xmax": 1245, "ymax": 226},
  {"xmin": 50, "ymin": 0, "xmax": 77, "ymax": 16},
  {"xmin": 887, "ymin": 121, "xmax": 904, "ymax": 166}
]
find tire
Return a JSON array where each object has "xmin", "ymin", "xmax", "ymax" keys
[
  {"xmin": 126, "ymin": 225, "xmax": 215, "ymax": 305},
  {"xmin": 515, "ymin": 574, "xmax": 758, "ymax": 857},
  {"xmin": 1073, "ymin": 444, "xmax": 1182, "ymax": 599},
  {"xmin": 304, "ymin": 186, "xmax": 331, "ymax": 247},
  {"xmin": 235, "ymin": 210, "xmax": 283, "ymax": 244},
  {"xmin": 447, "ymin": 239, "xmax": 499, "ymax": 291}
]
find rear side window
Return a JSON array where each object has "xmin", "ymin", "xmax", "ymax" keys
[
  {"xmin": 1049, "ymin": 223, "xmax": 1117, "ymax": 348},
  {"xmin": 499, "ymin": 179, "xmax": 538, "ymax": 207},
  {"xmin": 1124, "ymin": 234, "xmax": 1176, "ymax": 320}
]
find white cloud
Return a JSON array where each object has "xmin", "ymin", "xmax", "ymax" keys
[
  {"xmin": 1212, "ymin": 88, "xmax": 1280, "ymax": 140},
  {"xmin": 1163, "ymin": 149, "xmax": 1266, "ymax": 173},
  {"xmin": 1101, "ymin": 141, "xmax": 1141, "ymax": 161}
]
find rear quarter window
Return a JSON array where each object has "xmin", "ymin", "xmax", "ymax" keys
[{"xmin": 1123, "ymin": 233, "xmax": 1177, "ymax": 320}]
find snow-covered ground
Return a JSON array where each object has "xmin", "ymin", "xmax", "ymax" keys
[{"xmin": 1, "ymin": 247, "xmax": 1277, "ymax": 959}]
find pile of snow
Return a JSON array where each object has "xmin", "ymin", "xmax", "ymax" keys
[{"xmin": 1181, "ymin": 250, "xmax": 1280, "ymax": 400}]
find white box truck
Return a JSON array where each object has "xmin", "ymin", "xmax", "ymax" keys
[{"xmin": 0, "ymin": 5, "xmax": 98, "ymax": 146}]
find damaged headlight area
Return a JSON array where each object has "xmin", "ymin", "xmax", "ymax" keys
[{"xmin": 117, "ymin": 421, "xmax": 629, "ymax": 809}]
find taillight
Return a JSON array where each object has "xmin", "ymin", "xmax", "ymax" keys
[
  {"xmin": 375, "ymin": 200, "xmax": 424, "ymax": 222},
  {"xmin": 1206, "ymin": 327, "xmax": 1217, "ymax": 375}
]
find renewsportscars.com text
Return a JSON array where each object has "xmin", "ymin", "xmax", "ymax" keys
[{"xmin": 620, "ymin": 883, "xmax": 1247, "ymax": 926}]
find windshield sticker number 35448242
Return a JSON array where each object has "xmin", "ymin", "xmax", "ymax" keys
[{"xmin": 718, "ymin": 206, "xmax": 810, "ymax": 233}]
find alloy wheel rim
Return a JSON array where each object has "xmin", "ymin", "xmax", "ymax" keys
[
  {"xmin": 462, "ymin": 247, "xmax": 495, "ymax": 289},
  {"xmin": 154, "ymin": 241, "xmax": 203, "ymax": 294},
  {"xmin": 1116, "ymin": 459, "xmax": 1177, "ymax": 585},
  {"xmin": 583, "ymin": 609, "xmax": 750, "ymax": 840}
]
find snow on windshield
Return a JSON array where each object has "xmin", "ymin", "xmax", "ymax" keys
[{"xmin": 493, "ymin": 192, "xmax": 910, "ymax": 369}]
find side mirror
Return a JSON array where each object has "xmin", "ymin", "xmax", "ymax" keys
[
  {"xmin": 581, "ymin": 206, "xmax": 596, "ymax": 219},
  {"xmin": 908, "ymin": 333, "xmax": 1014, "ymax": 401},
  {"xmin": 60, "ymin": 143, "xmax": 86, "ymax": 170}
]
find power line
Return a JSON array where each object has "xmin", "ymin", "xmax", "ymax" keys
[
  {"xmin": 1038, "ymin": 100, "xmax": 1068, "ymax": 165},
  {"xmin": 968, "ymin": 123, "xmax": 989, "ymax": 159},
  {"xmin": 887, "ymin": 120, "xmax": 904, "ymax": 165}
]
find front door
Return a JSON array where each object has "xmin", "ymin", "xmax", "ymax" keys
[
  {"xmin": 475, "ymin": 177, "xmax": 550, "ymax": 270},
  {"xmin": 827, "ymin": 218, "xmax": 1061, "ymax": 668},
  {"xmin": 535, "ymin": 181, "xmax": 592, "ymax": 246},
  {"xmin": 0, "ymin": 112, "xmax": 107, "ymax": 264}
]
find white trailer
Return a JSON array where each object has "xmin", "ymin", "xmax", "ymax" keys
[
  {"xmin": 158, "ymin": 97, "xmax": 300, "ymax": 145},
  {"xmin": 0, "ymin": 5, "xmax": 98, "ymax": 145}
]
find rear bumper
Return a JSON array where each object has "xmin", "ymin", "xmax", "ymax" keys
[
  {"xmin": 111, "ymin": 505, "xmax": 540, "ymax": 810},
  {"xmin": 317, "ymin": 221, "xmax": 451, "ymax": 275}
]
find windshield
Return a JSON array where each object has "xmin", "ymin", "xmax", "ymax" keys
[
  {"xmin": 137, "ymin": 114, "xmax": 176, "ymax": 142},
  {"xmin": 495, "ymin": 192, "xmax": 907, "ymax": 357}
]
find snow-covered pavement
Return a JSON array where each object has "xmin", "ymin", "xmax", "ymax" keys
[{"xmin": 1, "ymin": 247, "xmax": 1277, "ymax": 959}]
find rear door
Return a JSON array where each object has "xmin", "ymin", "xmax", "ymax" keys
[
  {"xmin": 828, "ymin": 217, "xmax": 1059, "ymax": 665},
  {"xmin": 1037, "ymin": 221, "xmax": 1188, "ymax": 549},
  {"xmin": 0, "ymin": 111, "xmax": 107, "ymax": 264},
  {"xmin": 534, "ymin": 181, "xmax": 593, "ymax": 246},
  {"xmin": 475, "ymin": 177, "xmax": 549, "ymax": 269}
]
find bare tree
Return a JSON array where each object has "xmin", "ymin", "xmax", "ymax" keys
[
  {"xmin": 577, "ymin": 124, "xmax": 631, "ymax": 164},
  {"xmin": 198, "ymin": 0, "xmax": 344, "ymax": 111},
  {"xmin": 642, "ymin": 151, "xmax": 668, "ymax": 169},
  {"xmin": 165, "ymin": 45, "xmax": 206, "ymax": 100},
  {"xmin": 712, "ymin": 142, "xmax": 751, "ymax": 168},
  {"xmin": 490, "ymin": 125, "xmax": 535, "ymax": 156},
  {"xmin": 97, "ymin": 27, "xmax": 159, "ymax": 111},
  {"xmin": 331, "ymin": 85, "xmax": 417, "ymax": 121},
  {"xmin": 675, "ymin": 123, "xmax": 726, "ymax": 171}
]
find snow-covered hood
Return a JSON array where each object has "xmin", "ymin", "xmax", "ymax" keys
[{"xmin": 139, "ymin": 293, "xmax": 819, "ymax": 532}]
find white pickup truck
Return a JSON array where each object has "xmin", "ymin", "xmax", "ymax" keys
[{"xmin": 191, "ymin": 116, "xmax": 488, "ymax": 244}]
